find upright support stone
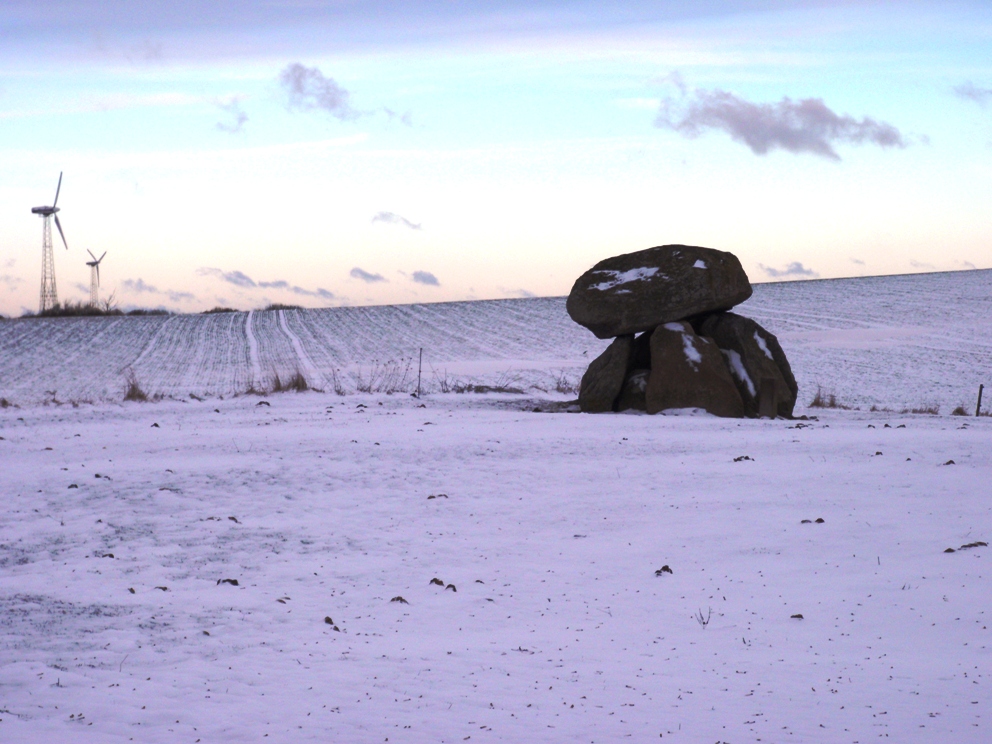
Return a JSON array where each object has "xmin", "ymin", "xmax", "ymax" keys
[{"xmin": 579, "ymin": 335, "xmax": 634, "ymax": 413}]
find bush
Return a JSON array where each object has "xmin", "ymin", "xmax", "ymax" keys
[
  {"xmin": 263, "ymin": 303, "xmax": 302, "ymax": 311},
  {"xmin": 202, "ymin": 306, "xmax": 239, "ymax": 314},
  {"xmin": 27, "ymin": 301, "xmax": 124, "ymax": 318},
  {"xmin": 951, "ymin": 405, "xmax": 969, "ymax": 416}
]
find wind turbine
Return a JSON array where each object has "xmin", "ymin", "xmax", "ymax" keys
[
  {"xmin": 31, "ymin": 172, "xmax": 69, "ymax": 312},
  {"xmin": 86, "ymin": 250, "xmax": 106, "ymax": 306}
]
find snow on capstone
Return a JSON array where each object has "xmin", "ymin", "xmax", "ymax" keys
[
  {"xmin": 693, "ymin": 259, "xmax": 707, "ymax": 269},
  {"xmin": 753, "ymin": 330, "xmax": 774, "ymax": 360},
  {"xmin": 589, "ymin": 266, "xmax": 660, "ymax": 291},
  {"xmin": 722, "ymin": 348, "xmax": 756, "ymax": 397}
]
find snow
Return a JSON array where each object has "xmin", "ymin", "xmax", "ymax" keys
[
  {"xmin": 589, "ymin": 267, "xmax": 659, "ymax": 291},
  {"xmin": 753, "ymin": 331, "xmax": 774, "ymax": 360},
  {"xmin": 0, "ymin": 395, "xmax": 989, "ymax": 742},
  {"xmin": 1, "ymin": 269, "xmax": 990, "ymax": 412},
  {"xmin": 663, "ymin": 323, "xmax": 702, "ymax": 367},
  {"xmin": 722, "ymin": 349, "xmax": 756, "ymax": 397},
  {"xmin": 693, "ymin": 259, "xmax": 707, "ymax": 269}
]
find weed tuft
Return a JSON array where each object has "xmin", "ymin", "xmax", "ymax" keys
[
  {"xmin": 123, "ymin": 368, "xmax": 148, "ymax": 402},
  {"xmin": 951, "ymin": 405, "xmax": 968, "ymax": 416},
  {"xmin": 809, "ymin": 387, "xmax": 853, "ymax": 410}
]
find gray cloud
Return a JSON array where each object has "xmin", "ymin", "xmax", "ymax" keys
[
  {"xmin": 961, "ymin": 261, "xmax": 977, "ymax": 270},
  {"xmin": 412, "ymin": 270, "xmax": 439, "ymax": 286},
  {"xmin": 198, "ymin": 267, "xmax": 256, "ymax": 288},
  {"xmin": 372, "ymin": 211, "xmax": 421, "ymax": 230},
  {"xmin": 350, "ymin": 267, "xmax": 387, "ymax": 283},
  {"xmin": 122, "ymin": 277, "xmax": 159, "ymax": 293},
  {"xmin": 199, "ymin": 267, "xmax": 334, "ymax": 299},
  {"xmin": 122, "ymin": 277, "xmax": 196, "ymax": 303},
  {"xmin": 280, "ymin": 63, "xmax": 359, "ymax": 121},
  {"xmin": 760, "ymin": 262, "xmax": 818, "ymax": 279},
  {"xmin": 656, "ymin": 81, "xmax": 907, "ymax": 160},
  {"xmin": 954, "ymin": 81, "xmax": 992, "ymax": 107},
  {"xmin": 850, "ymin": 257, "xmax": 865, "ymax": 265},
  {"xmin": 217, "ymin": 99, "xmax": 248, "ymax": 133},
  {"xmin": 3, "ymin": 258, "xmax": 14, "ymax": 268},
  {"xmin": 910, "ymin": 260, "xmax": 936, "ymax": 270},
  {"xmin": 1, "ymin": 274, "xmax": 23, "ymax": 289}
]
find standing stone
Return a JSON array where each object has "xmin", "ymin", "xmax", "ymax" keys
[
  {"xmin": 578, "ymin": 335, "xmax": 633, "ymax": 413},
  {"xmin": 567, "ymin": 245, "xmax": 752, "ymax": 339},
  {"xmin": 645, "ymin": 322, "xmax": 745, "ymax": 418},
  {"xmin": 694, "ymin": 312, "xmax": 798, "ymax": 418},
  {"xmin": 615, "ymin": 369, "xmax": 650, "ymax": 412}
]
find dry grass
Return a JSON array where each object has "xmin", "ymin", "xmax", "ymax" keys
[
  {"xmin": 951, "ymin": 405, "xmax": 969, "ymax": 416},
  {"xmin": 270, "ymin": 370, "xmax": 310, "ymax": 393},
  {"xmin": 123, "ymin": 369, "xmax": 148, "ymax": 402},
  {"xmin": 352, "ymin": 359, "xmax": 413, "ymax": 394},
  {"xmin": 900, "ymin": 404, "xmax": 939, "ymax": 415},
  {"xmin": 808, "ymin": 387, "xmax": 854, "ymax": 410}
]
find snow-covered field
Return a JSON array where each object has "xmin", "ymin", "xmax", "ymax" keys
[
  {"xmin": 1, "ymin": 269, "xmax": 990, "ymax": 742},
  {"xmin": 1, "ymin": 394, "xmax": 989, "ymax": 742},
  {"xmin": 2, "ymin": 268, "xmax": 990, "ymax": 413}
]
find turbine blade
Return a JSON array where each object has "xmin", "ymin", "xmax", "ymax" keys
[
  {"xmin": 53, "ymin": 172, "xmax": 62, "ymax": 208},
  {"xmin": 88, "ymin": 249, "xmax": 97, "ymax": 261},
  {"xmin": 99, "ymin": 251, "xmax": 107, "ymax": 262},
  {"xmin": 54, "ymin": 214, "xmax": 68, "ymax": 250}
]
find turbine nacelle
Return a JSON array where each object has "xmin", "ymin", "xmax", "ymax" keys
[
  {"xmin": 31, "ymin": 206, "xmax": 60, "ymax": 215},
  {"xmin": 86, "ymin": 250, "xmax": 106, "ymax": 286},
  {"xmin": 31, "ymin": 172, "xmax": 68, "ymax": 250}
]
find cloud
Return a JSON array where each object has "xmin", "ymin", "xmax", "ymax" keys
[
  {"xmin": 280, "ymin": 63, "xmax": 359, "ymax": 121},
  {"xmin": 200, "ymin": 267, "xmax": 335, "ymax": 299},
  {"xmin": 382, "ymin": 107, "xmax": 413, "ymax": 126},
  {"xmin": 656, "ymin": 80, "xmax": 907, "ymax": 160},
  {"xmin": 198, "ymin": 267, "xmax": 256, "ymax": 287},
  {"xmin": 411, "ymin": 270, "xmax": 439, "ymax": 286},
  {"xmin": 849, "ymin": 257, "xmax": 865, "ymax": 265},
  {"xmin": 217, "ymin": 98, "xmax": 248, "ymax": 133},
  {"xmin": 505, "ymin": 288, "xmax": 536, "ymax": 298},
  {"xmin": 122, "ymin": 277, "xmax": 195, "ymax": 303},
  {"xmin": 371, "ymin": 211, "xmax": 421, "ymax": 230},
  {"xmin": 0, "ymin": 274, "xmax": 22, "ymax": 289},
  {"xmin": 961, "ymin": 261, "xmax": 977, "ymax": 270},
  {"xmin": 910, "ymin": 260, "xmax": 936, "ymax": 270},
  {"xmin": 350, "ymin": 267, "xmax": 387, "ymax": 283},
  {"xmin": 122, "ymin": 277, "xmax": 159, "ymax": 293},
  {"xmin": 759, "ymin": 262, "xmax": 819, "ymax": 279},
  {"xmin": 4, "ymin": 258, "xmax": 14, "ymax": 268},
  {"xmin": 954, "ymin": 81, "xmax": 992, "ymax": 107}
]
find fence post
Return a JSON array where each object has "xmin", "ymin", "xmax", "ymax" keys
[{"xmin": 978, "ymin": 384, "xmax": 984, "ymax": 417}]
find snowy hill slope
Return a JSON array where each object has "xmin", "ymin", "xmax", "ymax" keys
[{"xmin": 1, "ymin": 269, "xmax": 989, "ymax": 411}]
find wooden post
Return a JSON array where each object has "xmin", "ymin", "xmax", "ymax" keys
[
  {"xmin": 978, "ymin": 384, "xmax": 984, "ymax": 417},
  {"xmin": 417, "ymin": 348, "xmax": 423, "ymax": 398}
]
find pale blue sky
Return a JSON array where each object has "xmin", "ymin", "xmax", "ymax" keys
[{"xmin": 1, "ymin": 1, "xmax": 989, "ymax": 314}]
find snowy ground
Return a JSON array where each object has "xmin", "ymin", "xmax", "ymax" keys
[
  {"xmin": 2, "ymin": 269, "xmax": 990, "ymax": 412},
  {"xmin": 1, "ymin": 393, "xmax": 989, "ymax": 742}
]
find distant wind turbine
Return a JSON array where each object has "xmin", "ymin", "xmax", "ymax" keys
[
  {"xmin": 31, "ymin": 172, "xmax": 69, "ymax": 312},
  {"xmin": 86, "ymin": 250, "xmax": 107, "ymax": 306}
]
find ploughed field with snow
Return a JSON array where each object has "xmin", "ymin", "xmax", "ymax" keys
[
  {"xmin": 1, "ymin": 268, "xmax": 990, "ymax": 413},
  {"xmin": 1, "ymin": 269, "xmax": 991, "ymax": 742},
  {"xmin": 1, "ymin": 396, "xmax": 990, "ymax": 742}
]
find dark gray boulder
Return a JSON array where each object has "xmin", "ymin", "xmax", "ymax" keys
[
  {"xmin": 615, "ymin": 369, "xmax": 650, "ymax": 412},
  {"xmin": 694, "ymin": 312, "xmax": 797, "ymax": 418},
  {"xmin": 578, "ymin": 335, "xmax": 633, "ymax": 413},
  {"xmin": 645, "ymin": 322, "xmax": 745, "ymax": 418},
  {"xmin": 567, "ymin": 245, "xmax": 752, "ymax": 339}
]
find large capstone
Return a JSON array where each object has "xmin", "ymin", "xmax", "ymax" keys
[
  {"xmin": 645, "ymin": 322, "xmax": 745, "ymax": 418},
  {"xmin": 578, "ymin": 335, "xmax": 633, "ymax": 413},
  {"xmin": 566, "ymin": 245, "xmax": 752, "ymax": 339},
  {"xmin": 694, "ymin": 312, "xmax": 798, "ymax": 418}
]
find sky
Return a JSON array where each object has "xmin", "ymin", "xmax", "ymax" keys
[{"xmin": 0, "ymin": 1, "xmax": 990, "ymax": 315}]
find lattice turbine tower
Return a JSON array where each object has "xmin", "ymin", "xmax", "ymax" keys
[
  {"xmin": 32, "ymin": 172, "xmax": 69, "ymax": 313},
  {"xmin": 86, "ymin": 250, "xmax": 106, "ymax": 306}
]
